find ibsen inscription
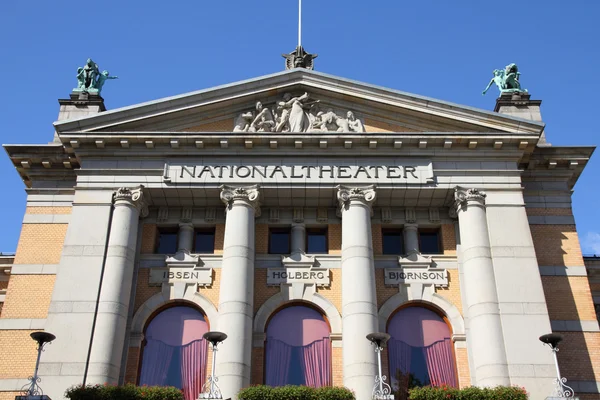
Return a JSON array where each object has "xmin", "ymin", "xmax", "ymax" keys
[
  {"xmin": 149, "ymin": 267, "xmax": 213, "ymax": 286},
  {"xmin": 384, "ymin": 268, "xmax": 448, "ymax": 287},
  {"xmin": 267, "ymin": 268, "xmax": 330, "ymax": 286},
  {"xmin": 165, "ymin": 163, "xmax": 434, "ymax": 185}
]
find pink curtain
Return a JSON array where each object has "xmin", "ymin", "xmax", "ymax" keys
[
  {"xmin": 301, "ymin": 338, "xmax": 331, "ymax": 387},
  {"xmin": 423, "ymin": 338, "xmax": 457, "ymax": 387},
  {"xmin": 265, "ymin": 339, "xmax": 293, "ymax": 386},
  {"xmin": 180, "ymin": 339, "xmax": 208, "ymax": 400},
  {"xmin": 139, "ymin": 339, "xmax": 175, "ymax": 386},
  {"xmin": 388, "ymin": 339, "xmax": 412, "ymax": 393}
]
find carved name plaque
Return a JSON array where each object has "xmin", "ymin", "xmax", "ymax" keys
[
  {"xmin": 267, "ymin": 268, "xmax": 330, "ymax": 286},
  {"xmin": 384, "ymin": 268, "xmax": 448, "ymax": 287},
  {"xmin": 149, "ymin": 267, "xmax": 213, "ymax": 286},
  {"xmin": 165, "ymin": 162, "xmax": 434, "ymax": 185}
]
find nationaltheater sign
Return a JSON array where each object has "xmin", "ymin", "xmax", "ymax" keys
[{"xmin": 164, "ymin": 162, "xmax": 434, "ymax": 184}]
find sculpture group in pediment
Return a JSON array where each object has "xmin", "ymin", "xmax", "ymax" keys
[{"xmin": 233, "ymin": 92, "xmax": 365, "ymax": 133}]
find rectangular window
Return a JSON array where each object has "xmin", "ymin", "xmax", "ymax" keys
[
  {"xmin": 156, "ymin": 228, "xmax": 178, "ymax": 254},
  {"xmin": 194, "ymin": 228, "xmax": 215, "ymax": 253},
  {"xmin": 382, "ymin": 229, "xmax": 403, "ymax": 255},
  {"xmin": 419, "ymin": 230, "xmax": 441, "ymax": 254},
  {"xmin": 306, "ymin": 228, "xmax": 328, "ymax": 254},
  {"xmin": 269, "ymin": 228, "xmax": 291, "ymax": 254}
]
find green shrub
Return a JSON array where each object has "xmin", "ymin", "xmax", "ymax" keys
[
  {"xmin": 238, "ymin": 385, "xmax": 355, "ymax": 400},
  {"xmin": 408, "ymin": 385, "xmax": 528, "ymax": 400},
  {"xmin": 65, "ymin": 383, "xmax": 184, "ymax": 400}
]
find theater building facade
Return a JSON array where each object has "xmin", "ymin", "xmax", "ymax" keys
[{"xmin": 0, "ymin": 68, "xmax": 597, "ymax": 400}]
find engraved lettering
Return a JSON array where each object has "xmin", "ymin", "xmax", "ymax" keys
[
  {"xmin": 404, "ymin": 166, "xmax": 418, "ymax": 179},
  {"xmin": 236, "ymin": 166, "xmax": 251, "ymax": 178},
  {"xmin": 319, "ymin": 166, "xmax": 334, "ymax": 179},
  {"xmin": 290, "ymin": 166, "xmax": 303, "ymax": 178},
  {"xmin": 301, "ymin": 166, "xmax": 316, "ymax": 178},
  {"xmin": 252, "ymin": 166, "xmax": 267, "ymax": 179},
  {"xmin": 337, "ymin": 166, "xmax": 352, "ymax": 179},
  {"xmin": 180, "ymin": 166, "xmax": 196, "ymax": 178},
  {"xmin": 270, "ymin": 166, "xmax": 287, "ymax": 178},
  {"xmin": 198, "ymin": 166, "xmax": 215, "ymax": 179},
  {"xmin": 354, "ymin": 166, "xmax": 371, "ymax": 179},
  {"xmin": 387, "ymin": 166, "xmax": 402, "ymax": 179}
]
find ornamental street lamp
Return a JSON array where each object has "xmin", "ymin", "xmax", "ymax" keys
[
  {"xmin": 199, "ymin": 331, "xmax": 228, "ymax": 400},
  {"xmin": 539, "ymin": 333, "xmax": 576, "ymax": 398},
  {"xmin": 22, "ymin": 331, "xmax": 56, "ymax": 397},
  {"xmin": 367, "ymin": 332, "xmax": 394, "ymax": 400}
]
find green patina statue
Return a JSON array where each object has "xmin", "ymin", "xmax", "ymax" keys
[
  {"xmin": 74, "ymin": 58, "xmax": 118, "ymax": 95},
  {"xmin": 482, "ymin": 63, "xmax": 527, "ymax": 96}
]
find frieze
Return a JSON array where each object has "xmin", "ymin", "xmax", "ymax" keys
[
  {"xmin": 233, "ymin": 93, "xmax": 365, "ymax": 133},
  {"xmin": 165, "ymin": 163, "xmax": 434, "ymax": 185}
]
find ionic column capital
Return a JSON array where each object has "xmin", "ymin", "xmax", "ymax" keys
[
  {"xmin": 114, "ymin": 186, "xmax": 148, "ymax": 217},
  {"xmin": 220, "ymin": 185, "xmax": 261, "ymax": 215},
  {"xmin": 336, "ymin": 185, "xmax": 376, "ymax": 215},
  {"xmin": 454, "ymin": 186, "xmax": 486, "ymax": 213}
]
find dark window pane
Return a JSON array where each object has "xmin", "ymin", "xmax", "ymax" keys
[
  {"xmin": 157, "ymin": 231, "xmax": 178, "ymax": 254},
  {"xmin": 420, "ymin": 231, "xmax": 441, "ymax": 254},
  {"xmin": 382, "ymin": 230, "xmax": 403, "ymax": 255},
  {"xmin": 195, "ymin": 230, "xmax": 215, "ymax": 253},
  {"xmin": 307, "ymin": 229, "xmax": 328, "ymax": 254},
  {"xmin": 270, "ymin": 229, "xmax": 290, "ymax": 254}
]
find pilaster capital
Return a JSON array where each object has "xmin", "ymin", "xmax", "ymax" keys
[
  {"xmin": 336, "ymin": 185, "xmax": 376, "ymax": 215},
  {"xmin": 453, "ymin": 186, "xmax": 486, "ymax": 213},
  {"xmin": 114, "ymin": 185, "xmax": 148, "ymax": 217},
  {"xmin": 220, "ymin": 185, "xmax": 261, "ymax": 215}
]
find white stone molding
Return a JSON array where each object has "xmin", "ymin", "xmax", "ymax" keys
[
  {"xmin": 180, "ymin": 207, "xmax": 193, "ymax": 223},
  {"xmin": 429, "ymin": 208, "xmax": 440, "ymax": 222},
  {"xmin": 219, "ymin": 185, "xmax": 261, "ymax": 217},
  {"xmin": 269, "ymin": 208, "xmax": 280, "ymax": 222},
  {"xmin": 336, "ymin": 184, "xmax": 376, "ymax": 217},
  {"xmin": 204, "ymin": 207, "xmax": 216, "ymax": 222},
  {"xmin": 316, "ymin": 208, "xmax": 328, "ymax": 223},
  {"xmin": 157, "ymin": 207, "xmax": 169, "ymax": 222},
  {"xmin": 454, "ymin": 187, "xmax": 486, "ymax": 212},
  {"xmin": 377, "ymin": 292, "xmax": 465, "ymax": 337},
  {"xmin": 381, "ymin": 207, "xmax": 392, "ymax": 223},
  {"xmin": 253, "ymin": 292, "xmax": 342, "ymax": 340},
  {"xmin": 405, "ymin": 207, "xmax": 417, "ymax": 223},
  {"xmin": 114, "ymin": 185, "xmax": 148, "ymax": 218},
  {"xmin": 130, "ymin": 291, "xmax": 218, "ymax": 338},
  {"xmin": 293, "ymin": 207, "xmax": 304, "ymax": 223}
]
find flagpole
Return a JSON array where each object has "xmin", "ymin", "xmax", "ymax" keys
[{"xmin": 298, "ymin": 0, "xmax": 302, "ymax": 47}]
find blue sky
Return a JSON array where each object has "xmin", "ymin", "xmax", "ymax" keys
[{"xmin": 0, "ymin": 1, "xmax": 598, "ymax": 254}]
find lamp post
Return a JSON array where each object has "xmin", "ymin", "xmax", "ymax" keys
[
  {"xmin": 199, "ymin": 331, "xmax": 228, "ymax": 400},
  {"xmin": 367, "ymin": 332, "xmax": 394, "ymax": 400},
  {"xmin": 22, "ymin": 331, "xmax": 56, "ymax": 397},
  {"xmin": 539, "ymin": 333, "xmax": 575, "ymax": 398}
]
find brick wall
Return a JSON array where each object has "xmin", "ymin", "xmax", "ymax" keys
[
  {"xmin": 255, "ymin": 224, "xmax": 268, "ymax": 254},
  {"xmin": 140, "ymin": 223, "xmax": 157, "ymax": 254},
  {"xmin": 364, "ymin": 118, "xmax": 416, "ymax": 133},
  {"xmin": 180, "ymin": 118, "xmax": 233, "ymax": 132},
  {"xmin": 13, "ymin": 224, "xmax": 68, "ymax": 265},
  {"xmin": 372, "ymin": 224, "xmax": 383, "ymax": 255},
  {"xmin": 1, "ymin": 275, "xmax": 56, "ymax": 318},
  {"xmin": 124, "ymin": 346, "xmax": 140, "ymax": 384},
  {"xmin": 530, "ymin": 225, "xmax": 584, "ymax": 267},
  {"xmin": 542, "ymin": 276, "xmax": 596, "ymax": 321},
  {"xmin": 436, "ymin": 270, "xmax": 463, "ymax": 315},
  {"xmin": 25, "ymin": 206, "xmax": 72, "ymax": 215},
  {"xmin": 441, "ymin": 224, "xmax": 457, "ymax": 255},
  {"xmin": 133, "ymin": 268, "xmax": 161, "ymax": 314},
  {"xmin": 214, "ymin": 224, "xmax": 225, "ymax": 254},
  {"xmin": 251, "ymin": 347, "xmax": 264, "ymax": 384},
  {"xmin": 0, "ymin": 330, "xmax": 38, "ymax": 378},
  {"xmin": 332, "ymin": 347, "xmax": 343, "ymax": 386},
  {"xmin": 376, "ymin": 269, "xmax": 397, "ymax": 308},
  {"xmin": 455, "ymin": 347, "xmax": 471, "ymax": 387},
  {"xmin": 328, "ymin": 224, "xmax": 341, "ymax": 255},
  {"xmin": 0, "ymin": 393, "xmax": 21, "ymax": 400},
  {"xmin": 526, "ymin": 208, "xmax": 573, "ymax": 216},
  {"xmin": 199, "ymin": 269, "xmax": 221, "ymax": 316},
  {"xmin": 555, "ymin": 332, "xmax": 600, "ymax": 381},
  {"xmin": 254, "ymin": 269, "xmax": 280, "ymax": 314},
  {"xmin": 315, "ymin": 269, "xmax": 342, "ymax": 315}
]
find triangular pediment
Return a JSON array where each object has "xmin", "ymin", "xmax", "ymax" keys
[{"xmin": 53, "ymin": 69, "xmax": 544, "ymax": 135}]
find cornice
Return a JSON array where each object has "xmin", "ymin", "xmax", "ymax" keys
[{"xmin": 52, "ymin": 69, "xmax": 545, "ymax": 135}]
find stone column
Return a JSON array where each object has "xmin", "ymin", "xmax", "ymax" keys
[
  {"xmin": 290, "ymin": 223, "xmax": 306, "ymax": 254},
  {"xmin": 403, "ymin": 223, "xmax": 419, "ymax": 254},
  {"xmin": 178, "ymin": 222, "xmax": 194, "ymax": 252},
  {"xmin": 217, "ymin": 185, "xmax": 260, "ymax": 399},
  {"xmin": 337, "ymin": 185, "xmax": 378, "ymax": 400},
  {"xmin": 454, "ymin": 187, "xmax": 510, "ymax": 386},
  {"xmin": 87, "ymin": 186, "xmax": 147, "ymax": 384}
]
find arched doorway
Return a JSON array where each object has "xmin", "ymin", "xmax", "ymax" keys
[
  {"xmin": 139, "ymin": 305, "xmax": 208, "ymax": 400},
  {"xmin": 387, "ymin": 306, "xmax": 457, "ymax": 399},
  {"xmin": 264, "ymin": 304, "xmax": 331, "ymax": 387}
]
